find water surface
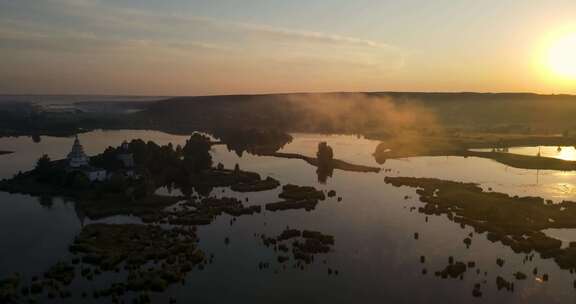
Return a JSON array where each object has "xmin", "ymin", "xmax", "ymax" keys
[
  {"xmin": 2, "ymin": 130, "xmax": 576, "ymax": 303},
  {"xmin": 471, "ymin": 146, "xmax": 576, "ymax": 161}
]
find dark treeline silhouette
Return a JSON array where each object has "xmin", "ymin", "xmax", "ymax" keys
[
  {"xmin": 213, "ymin": 128, "xmax": 293, "ymax": 156},
  {"xmin": 7, "ymin": 133, "xmax": 215, "ymax": 201},
  {"xmin": 2, "ymin": 132, "xmax": 291, "ymax": 204},
  {"xmin": 133, "ymin": 92, "xmax": 576, "ymax": 137},
  {"xmin": 5, "ymin": 92, "xmax": 576, "ymax": 148},
  {"xmin": 91, "ymin": 133, "xmax": 213, "ymax": 195}
]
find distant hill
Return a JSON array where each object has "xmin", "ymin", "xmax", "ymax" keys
[
  {"xmin": 134, "ymin": 92, "xmax": 576, "ymax": 136},
  {"xmin": 4, "ymin": 92, "xmax": 576, "ymax": 139}
]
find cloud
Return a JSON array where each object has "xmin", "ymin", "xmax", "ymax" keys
[
  {"xmin": 0, "ymin": 0, "xmax": 400, "ymax": 53},
  {"xmin": 0, "ymin": 21, "xmax": 226, "ymax": 54},
  {"xmin": 0, "ymin": 0, "xmax": 407, "ymax": 94},
  {"xmin": 231, "ymin": 23, "xmax": 396, "ymax": 50}
]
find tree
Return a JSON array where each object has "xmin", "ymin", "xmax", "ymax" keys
[
  {"xmin": 35, "ymin": 154, "xmax": 51, "ymax": 174},
  {"xmin": 129, "ymin": 139, "xmax": 149, "ymax": 165},
  {"xmin": 316, "ymin": 166, "xmax": 334, "ymax": 184},
  {"xmin": 70, "ymin": 171, "xmax": 90, "ymax": 190},
  {"xmin": 106, "ymin": 172, "xmax": 127, "ymax": 193},
  {"xmin": 35, "ymin": 154, "xmax": 54, "ymax": 182},
  {"xmin": 90, "ymin": 147, "xmax": 123, "ymax": 171},
  {"xmin": 316, "ymin": 142, "xmax": 334, "ymax": 167},
  {"xmin": 316, "ymin": 142, "xmax": 334, "ymax": 184},
  {"xmin": 182, "ymin": 133, "xmax": 213, "ymax": 174},
  {"xmin": 133, "ymin": 171, "xmax": 155, "ymax": 199}
]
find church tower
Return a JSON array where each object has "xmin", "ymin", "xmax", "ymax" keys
[{"xmin": 67, "ymin": 135, "xmax": 89, "ymax": 168}]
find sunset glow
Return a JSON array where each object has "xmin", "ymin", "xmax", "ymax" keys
[
  {"xmin": 4, "ymin": 2, "xmax": 576, "ymax": 303},
  {"xmin": 548, "ymin": 32, "xmax": 576, "ymax": 80},
  {"xmin": 1, "ymin": 0, "xmax": 576, "ymax": 95}
]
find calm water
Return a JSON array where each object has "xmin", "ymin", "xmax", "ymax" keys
[
  {"xmin": 2, "ymin": 130, "xmax": 576, "ymax": 303},
  {"xmin": 471, "ymin": 146, "xmax": 576, "ymax": 161}
]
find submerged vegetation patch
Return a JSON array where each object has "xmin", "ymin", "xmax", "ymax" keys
[
  {"xmin": 259, "ymin": 228, "xmax": 337, "ymax": 271},
  {"xmin": 279, "ymin": 184, "xmax": 326, "ymax": 201},
  {"xmin": 160, "ymin": 196, "xmax": 263, "ymax": 226},
  {"xmin": 385, "ymin": 176, "xmax": 576, "ymax": 270},
  {"xmin": 70, "ymin": 224, "xmax": 204, "ymax": 275},
  {"xmin": 4, "ymin": 224, "xmax": 206, "ymax": 303},
  {"xmin": 265, "ymin": 184, "xmax": 333, "ymax": 212}
]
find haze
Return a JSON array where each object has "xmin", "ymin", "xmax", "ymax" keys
[{"xmin": 1, "ymin": 0, "xmax": 575, "ymax": 95}]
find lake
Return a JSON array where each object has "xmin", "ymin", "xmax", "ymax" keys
[{"xmin": 1, "ymin": 130, "xmax": 576, "ymax": 303}]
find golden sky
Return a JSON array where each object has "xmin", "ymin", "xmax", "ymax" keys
[{"xmin": 0, "ymin": 0, "xmax": 575, "ymax": 95}]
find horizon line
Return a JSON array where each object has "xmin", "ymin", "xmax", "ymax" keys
[{"xmin": 1, "ymin": 90, "xmax": 576, "ymax": 99}]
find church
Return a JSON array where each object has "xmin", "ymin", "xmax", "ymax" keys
[{"xmin": 66, "ymin": 136, "xmax": 107, "ymax": 182}]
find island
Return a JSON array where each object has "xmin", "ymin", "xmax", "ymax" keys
[
  {"xmin": 264, "ymin": 141, "xmax": 380, "ymax": 184},
  {"xmin": 0, "ymin": 133, "xmax": 282, "ymax": 220},
  {"xmin": 373, "ymin": 136, "xmax": 576, "ymax": 171}
]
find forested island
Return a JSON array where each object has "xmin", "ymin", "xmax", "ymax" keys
[{"xmin": 0, "ymin": 133, "xmax": 286, "ymax": 219}]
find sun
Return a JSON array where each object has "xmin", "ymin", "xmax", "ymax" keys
[{"xmin": 548, "ymin": 33, "xmax": 576, "ymax": 79}]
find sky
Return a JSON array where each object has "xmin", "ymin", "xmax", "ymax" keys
[{"xmin": 0, "ymin": 0, "xmax": 575, "ymax": 96}]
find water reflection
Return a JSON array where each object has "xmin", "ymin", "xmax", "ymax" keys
[
  {"xmin": 471, "ymin": 146, "xmax": 576, "ymax": 161},
  {"xmin": 316, "ymin": 165, "xmax": 334, "ymax": 184},
  {"xmin": 542, "ymin": 228, "xmax": 576, "ymax": 248},
  {"xmin": 279, "ymin": 133, "xmax": 381, "ymax": 167},
  {"xmin": 38, "ymin": 195, "xmax": 54, "ymax": 208}
]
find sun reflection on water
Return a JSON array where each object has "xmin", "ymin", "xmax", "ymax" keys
[
  {"xmin": 557, "ymin": 147, "xmax": 576, "ymax": 161},
  {"xmin": 472, "ymin": 146, "xmax": 576, "ymax": 161},
  {"xmin": 549, "ymin": 183, "xmax": 576, "ymax": 196}
]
